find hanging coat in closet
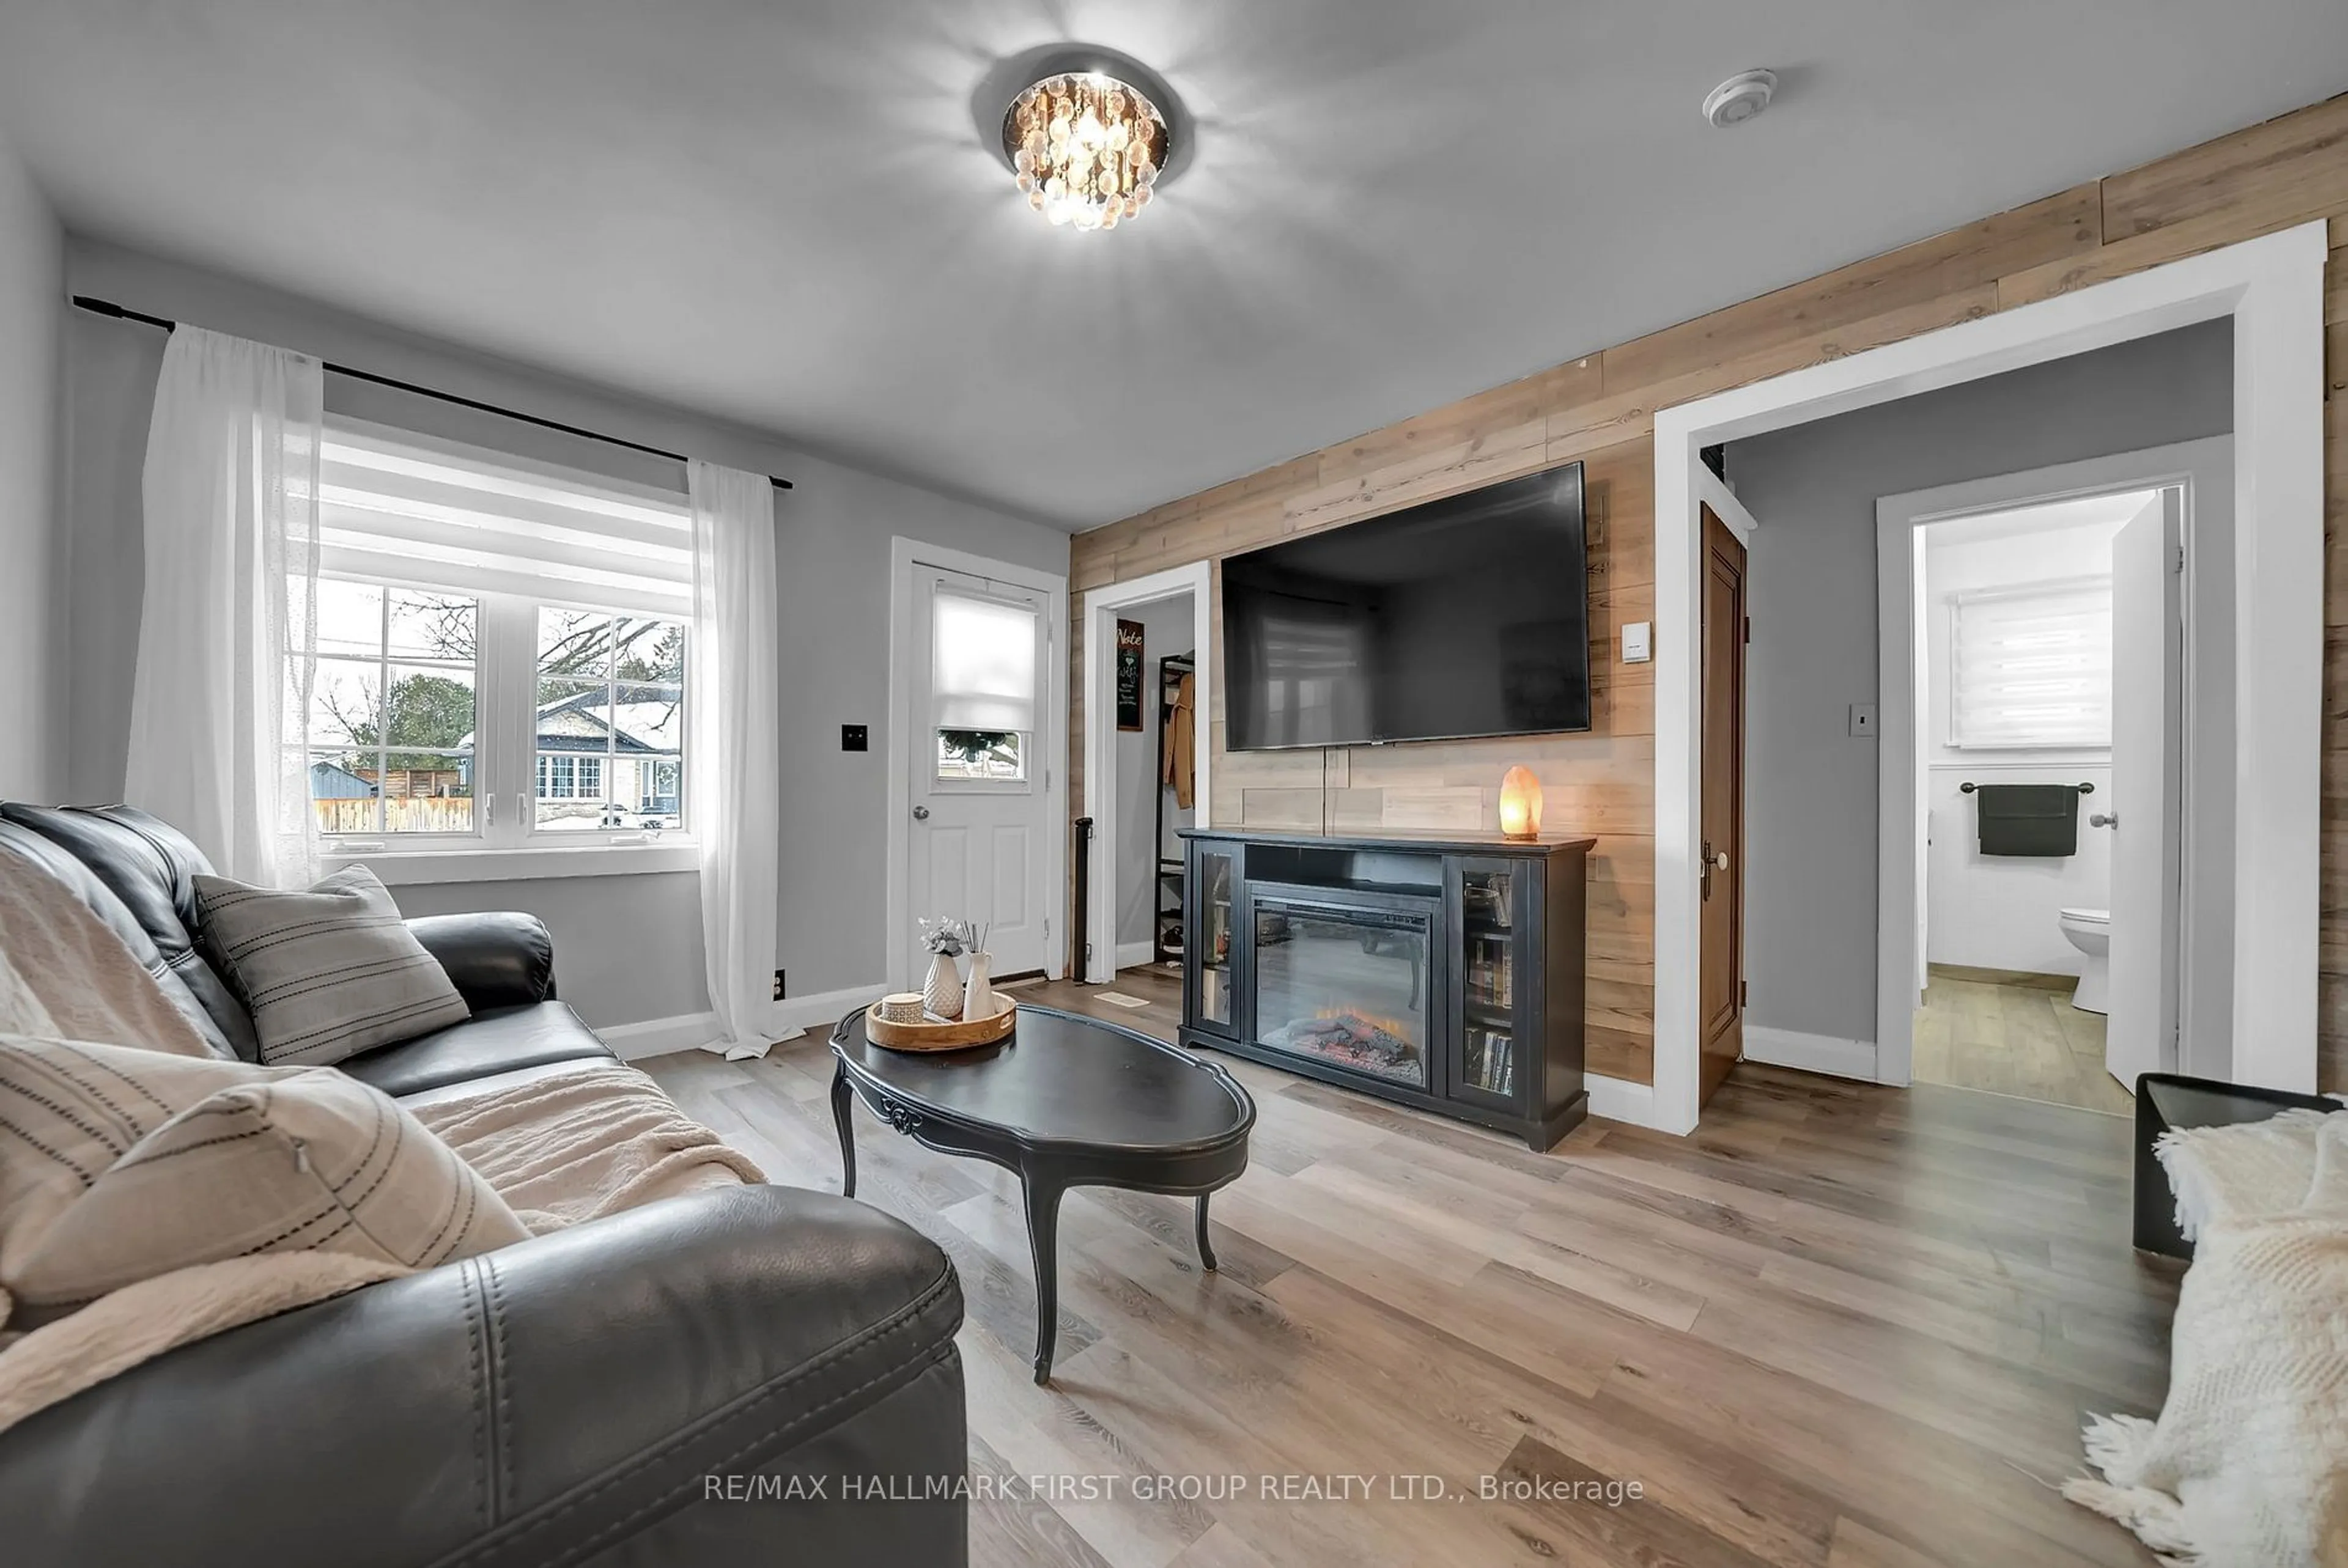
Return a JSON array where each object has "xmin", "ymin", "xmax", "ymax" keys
[{"xmin": 1162, "ymin": 671, "xmax": 1195, "ymax": 809}]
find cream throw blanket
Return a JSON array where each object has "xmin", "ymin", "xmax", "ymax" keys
[
  {"xmin": 0, "ymin": 842, "xmax": 219, "ymax": 1056},
  {"xmin": 0, "ymin": 848, "xmax": 764, "ymax": 1435},
  {"xmin": 2066, "ymin": 1108, "xmax": 2348, "ymax": 1566},
  {"xmin": 412, "ymin": 1064, "xmax": 765, "ymax": 1232}
]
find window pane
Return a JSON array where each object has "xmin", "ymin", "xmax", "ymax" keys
[
  {"xmin": 305, "ymin": 578, "xmax": 482, "ymax": 841},
  {"xmin": 382, "ymin": 664, "xmax": 476, "ymax": 762},
  {"xmin": 309, "ymin": 747, "xmax": 382, "ymax": 835},
  {"xmin": 608, "ymin": 683, "xmax": 684, "ymax": 755},
  {"xmin": 531, "ymin": 609, "xmax": 689, "ymax": 836},
  {"xmin": 936, "ymin": 728, "xmax": 1024, "ymax": 781},
  {"xmin": 611, "ymin": 752, "xmax": 684, "ymax": 830},
  {"xmin": 378, "ymin": 748, "xmax": 474, "ymax": 834},
  {"xmin": 535, "ymin": 750, "xmax": 604, "ymax": 830},
  {"xmin": 537, "ymin": 609, "xmax": 614, "ymax": 679},
  {"xmin": 308, "ymin": 659, "xmax": 382, "ymax": 750},
  {"xmin": 315, "ymin": 580, "xmax": 383, "ymax": 660},
  {"xmin": 612, "ymin": 617, "xmax": 686, "ymax": 682},
  {"xmin": 386, "ymin": 591, "xmax": 477, "ymax": 666}
]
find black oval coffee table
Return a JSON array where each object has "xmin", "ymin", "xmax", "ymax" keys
[{"xmin": 830, "ymin": 1003, "xmax": 1255, "ymax": 1383}]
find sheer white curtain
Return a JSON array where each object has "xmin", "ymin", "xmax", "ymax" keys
[
  {"xmin": 124, "ymin": 326, "xmax": 323, "ymax": 888},
  {"xmin": 687, "ymin": 462, "xmax": 781, "ymax": 1058}
]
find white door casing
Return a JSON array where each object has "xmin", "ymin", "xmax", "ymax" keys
[
  {"xmin": 909, "ymin": 567, "xmax": 1050, "ymax": 983},
  {"xmin": 1658, "ymin": 222, "xmax": 2325, "ymax": 1133},
  {"xmin": 1080, "ymin": 561, "xmax": 1214, "ymax": 985},
  {"xmin": 2105, "ymin": 491, "xmax": 2183, "ymax": 1087}
]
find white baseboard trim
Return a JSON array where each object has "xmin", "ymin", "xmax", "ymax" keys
[
  {"xmin": 1744, "ymin": 1025, "xmax": 1879, "ymax": 1082},
  {"xmin": 1584, "ymin": 1073, "xmax": 1655, "ymax": 1128},
  {"xmin": 596, "ymin": 983, "xmax": 888, "ymax": 1062},
  {"xmin": 599, "ymin": 1011, "xmax": 723, "ymax": 1062},
  {"xmin": 772, "ymin": 982, "xmax": 887, "ymax": 1039},
  {"xmin": 1114, "ymin": 940, "xmax": 1156, "ymax": 970}
]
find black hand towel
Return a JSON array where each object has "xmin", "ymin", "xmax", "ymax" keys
[{"xmin": 1973, "ymin": 783, "xmax": 2080, "ymax": 857}]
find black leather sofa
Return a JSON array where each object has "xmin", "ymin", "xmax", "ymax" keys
[{"xmin": 0, "ymin": 803, "xmax": 968, "ymax": 1568}]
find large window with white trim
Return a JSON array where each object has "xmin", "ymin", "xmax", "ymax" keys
[{"xmin": 305, "ymin": 421, "xmax": 693, "ymax": 851}]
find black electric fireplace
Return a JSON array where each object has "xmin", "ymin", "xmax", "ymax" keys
[
  {"xmin": 1180, "ymin": 827, "xmax": 1592, "ymax": 1150},
  {"xmin": 1249, "ymin": 888, "xmax": 1436, "ymax": 1089}
]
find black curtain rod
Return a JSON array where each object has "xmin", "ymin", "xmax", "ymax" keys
[{"xmin": 70, "ymin": 295, "xmax": 791, "ymax": 491}]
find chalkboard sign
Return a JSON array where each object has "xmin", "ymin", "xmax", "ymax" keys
[{"xmin": 1115, "ymin": 619, "xmax": 1145, "ymax": 731}]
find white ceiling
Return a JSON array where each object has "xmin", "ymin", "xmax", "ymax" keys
[{"xmin": 2, "ymin": 2, "xmax": 2342, "ymax": 531}]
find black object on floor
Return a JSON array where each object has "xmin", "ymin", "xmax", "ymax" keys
[
  {"xmin": 1970, "ymin": 782, "xmax": 2083, "ymax": 856},
  {"xmin": 831, "ymin": 1003, "xmax": 1254, "ymax": 1383},
  {"xmin": 2133, "ymin": 1072, "xmax": 2339, "ymax": 1257}
]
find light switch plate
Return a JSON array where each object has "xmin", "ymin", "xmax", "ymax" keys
[
  {"xmin": 1849, "ymin": 702, "xmax": 1878, "ymax": 738},
  {"xmin": 1621, "ymin": 621, "xmax": 1652, "ymax": 664}
]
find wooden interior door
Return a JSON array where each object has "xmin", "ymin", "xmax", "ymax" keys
[{"xmin": 1698, "ymin": 506, "xmax": 1747, "ymax": 1105}]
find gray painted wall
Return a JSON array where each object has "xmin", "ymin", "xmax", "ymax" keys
[
  {"xmin": 1113, "ymin": 595, "xmax": 1194, "ymax": 951},
  {"xmin": 1723, "ymin": 320, "xmax": 2233, "ymax": 1047},
  {"xmin": 0, "ymin": 131, "xmax": 63, "ymax": 802},
  {"xmin": 59, "ymin": 238, "xmax": 1070, "ymax": 1026}
]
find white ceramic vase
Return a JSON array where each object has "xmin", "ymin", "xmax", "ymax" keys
[
  {"xmin": 922, "ymin": 952, "xmax": 965, "ymax": 1020},
  {"xmin": 962, "ymin": 952, "xmax": 999, "ymax": 1020}
]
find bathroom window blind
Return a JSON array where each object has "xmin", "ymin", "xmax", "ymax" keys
[{"xmin": 1948, "ymin": 576, "xmax": 2114, "ymax": 749}]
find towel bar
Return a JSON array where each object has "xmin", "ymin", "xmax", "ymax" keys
[{"xmin": 1959, "ymin": 781, "xmax": 2093, "ymax": 794}]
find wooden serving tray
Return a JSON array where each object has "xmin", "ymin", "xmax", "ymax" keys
[{"xmin": 865, "ymin": 998, "xmax": 1017, "ymax": 1051}]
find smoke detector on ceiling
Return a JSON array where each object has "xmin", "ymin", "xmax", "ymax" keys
[{"xmin": 1703, "ymin": 69, "xmax": 1778, "ymax": 128}]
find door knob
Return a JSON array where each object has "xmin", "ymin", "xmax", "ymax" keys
[
  {"xmin": 912, "ymin": 805, "xmax": 930, "ymax": 820},
  {"xmin": 1711, "ymin": 850, "xmax": 1730, "ymax": 870},
  {"xmin": 2089, "ymin": 811, "xmax": 2116, "ymax": 828}
]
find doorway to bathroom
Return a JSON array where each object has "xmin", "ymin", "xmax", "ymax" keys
[{"xmin": 1877, "ymin": 436, "xmax": 2232, "ymax": 1113}]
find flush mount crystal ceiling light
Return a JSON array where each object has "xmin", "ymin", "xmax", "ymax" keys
[{"xmin": 998, "ymin": 51, "xmax": 1178, "ymax": 232}]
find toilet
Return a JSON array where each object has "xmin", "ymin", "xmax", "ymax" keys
[{"xmin": 2058, "ymin": 907, "xmax": 2110, "ymax": 1014}]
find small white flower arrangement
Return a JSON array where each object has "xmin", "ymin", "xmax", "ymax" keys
[{"xmin": 918, "ymin": 916, "xmax": 973, "ymax": 957}]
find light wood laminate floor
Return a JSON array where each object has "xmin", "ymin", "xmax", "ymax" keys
[
  {"xmin": 1911, "ymin": 965, "xmax": 2133, "ymax": 1116},
  {"xmin": 645, "ymin": 968, "xmax": 2171, "ymax": 1568}
]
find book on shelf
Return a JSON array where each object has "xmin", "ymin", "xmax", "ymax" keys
[
  {"xmin": 1201, "ymin": 967, "xmax": 1228, "ymax": 1019},
  {"xmin": 1466, "ymin": 949, "xmax": 1513, "ymax": 1010},
  {"xmin": 1469, "ymin": 1028, "xmax": 1514, "ymax": 1094}
]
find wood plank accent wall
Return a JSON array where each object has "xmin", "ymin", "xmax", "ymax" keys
[{"xmin": 1071, "ymin": 92, "xmax": 2348, "ymax": 1093}]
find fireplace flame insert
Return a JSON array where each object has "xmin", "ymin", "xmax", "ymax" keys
[{"xmin": 1249, "ymin": 891, "xmax": 1434, "ymax": 1089}]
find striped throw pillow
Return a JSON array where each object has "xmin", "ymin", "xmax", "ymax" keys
[
  {"xmin": 0, "ymin": 1034, "xmax": 529, "ymax": 1330},
  {"xmin": 194, "ymin": 866, "xmax": 470, "ymax": 1067}
]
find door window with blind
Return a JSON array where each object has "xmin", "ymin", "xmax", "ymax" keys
[
  {"xmin": 308, "ymin": 420, "xmax": 693, "ymax": 850},
  {"xmin": 931, "ymin": 587, "xmax": 1039, "ymax": 786},
  {"xmin": 1947, "ymin": 575, "xmax": 2114, "ymax": 749}
]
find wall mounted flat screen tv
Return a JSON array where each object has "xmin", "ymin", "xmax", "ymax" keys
[{"xmin": 1222, "ymin": 460, "xmax": 1589, "ymax": 751}]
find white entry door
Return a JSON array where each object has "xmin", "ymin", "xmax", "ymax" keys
[
  {"xmin": 906, "ymin": 566, "xmax": 1051, "ymax": 984},
  {"xmin": 2105, "ymin": 491, "xmax": 2182, "ymax": 1089}
]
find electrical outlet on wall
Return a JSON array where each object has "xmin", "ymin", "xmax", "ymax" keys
[
  {"xmin": 772, "ymin": 970, "xmax": 785, "ymax": 1001},
  {"xmin": 840, "ymin": 724, "xmax": 868, "ymax": 752}
]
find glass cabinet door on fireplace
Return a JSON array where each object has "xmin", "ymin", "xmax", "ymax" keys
[
  {"xmin": 1187, "ymin": 841, "xmax": 1238, "ymax": 1036},
  {"xmin": 1452, "ymin": 861, "xmax": 1526, "ymax": 1108}
]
